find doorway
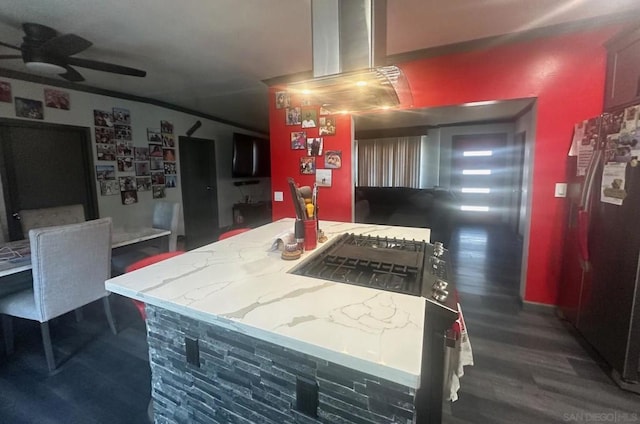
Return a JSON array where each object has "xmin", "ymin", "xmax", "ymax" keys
[
  {"xmin": 0, "ymin": 119, "xmax": 98, "ymax": 241},
  {"xmin": 178, "ymin": 136, "xmax": 219, "ymax": 250}
]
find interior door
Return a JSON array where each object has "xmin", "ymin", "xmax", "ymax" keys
[
  {"xmin": 0, "ymin": 119, "xmax": 97, "ymax": 240},
  {"xmin": 178, "ymin": 136, "xmax": 219, "ymax": 250}
]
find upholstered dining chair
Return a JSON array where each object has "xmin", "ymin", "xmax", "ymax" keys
[
  {"xmin": 0, "ymin": 218, "xmax": 116, "ymax": 372},
  {"xmin": 111, "ymin": 201, "xmax": 180, "ymax": 276}
]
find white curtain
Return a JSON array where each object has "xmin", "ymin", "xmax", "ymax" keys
[{"xmin": 357, "ymin": 136, "xmax": 421, "ymax": 187}]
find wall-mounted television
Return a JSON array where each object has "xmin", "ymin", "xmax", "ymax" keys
[{"xmin": 231, "ymin": 133, "xmax": 271, "ymax": 178}]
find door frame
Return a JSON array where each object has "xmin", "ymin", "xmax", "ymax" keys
[
  {"xmin": 0, "ymin": 118, "xmax": 98, "ymax": 240},
  {"xmin": 178, "ymin": 135, "xmax": 219, "ymax": 250}
]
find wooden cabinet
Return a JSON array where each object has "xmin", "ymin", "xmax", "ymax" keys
[{"xmin": 604, "ymin": 25, "xmax": 640, "ymax": 111}]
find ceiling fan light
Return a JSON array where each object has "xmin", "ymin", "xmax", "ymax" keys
[{"xmin": 25, "ymin": 61, "xmax": 66, "ymax": 74}]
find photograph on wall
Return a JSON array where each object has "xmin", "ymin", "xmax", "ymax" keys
[
  {"xmin": 116, "ymin": 141, "xmax": 134, "ymax": 157},
  {"xmin": 121, "ymin": 190, "xmax": 138, "ymax": 205},
  {"xmin": 315, "ymin": 169, "xmax": 332, "ymax": 187},
  {"xmin": 15, "ymin": 97, "xmax": 44, "ymax": 120},
  {"xmin": 151, "ymin": 171, "xmax": 165, "ymax": 185},
  {"xmin": 286, "ymin": 107, "xmax": 301, "ymax": 125},
  {"xmin": 163, "ymin": 148, "xmax": 176, "ymax": 162},
  {"xmin": 117, "ymin": 156, "xmax": 134, "ymax": 172},
  {"xmin": 307, "ymin": 137, "xmax": 323, "ymax": 156},
  {"xmin": 135, "ymin": 161, "xmax": 150, "ymax": 176},
  {"xmin": 95, "ymin": 127, "xmax": 115, "ymax": 144},
  {"xmin": 149, "ymin": 157, "xmax": 164, "ymax": 170},
  {"xmin": 0, "ymin": 81, "xmax": 12, "ymax": 103},
  {"xmin": 136, "ymin": 177, "xmax": 152, "ymax": 191},
  {"xmin": 100, "ymin": 180, "xmax": 120, "ymax": 196},
  {"xmin": 95, "ymin": 165, "xmax": 116, "ymax": 180},
  {"xmin": 291, "ymin": 131, "xmax": 306, "ymax": 150},
  {"xmin": 301, "ymin": 108, "xmax": 317, "ymax": 128},
  {"xmin": 300, "ymin": 156, "xmax": 316, "ymax": 175},
  {"xmin": 160, "ymin": 120, "xmax": 174, "ymax": 134},
  {"xmin": 319, "ymin": 106, "xmax": 330, "ymax": 116},
  {"xmin": 162, "ymin": 133, "xmax": 175, "ymax": 148},
  {"xmin": 275, "ymin": 91, "xmax": 290, "ymax": 109},
  {"xmin": 119, "ymin": 176, "xmax": 137, "ymax": 191},
  {"xmin": 94, "ymin": 109, "xmax": 113, "ymax": 127},
  {"xmin": 152, "ymin": 185, "xmax": 166, "ymax": 199},
  {"xmin": 147, "ymin": 128, "xmax": 161, "ymax": 142},
  {"xmin": 112, "ymin": 107, "xmax": 131, "ymax": 125},
  {"xmin": 115, "ymin": 125, "xmax": 132, "ymax": 140},
  {"xmin": 165, "ymin": 175, "xmax": 177, "ymax": 188},
  {"xmin": 97, "ymin": 143, "xmax": 117, "ymax": 161},
  {"xmin": 324, "ymin": 150, "xmax": 342, "ymax": 169},
  {"xmin": 164, "ymin": 161, "xmax": 177, "ymax": 175},
  {"xmin": 44, "ymin": 88, "xmax": 70, "ymax": 110},
  {"xmin": 134, "ymin": 146, "xmax": 149, "ymax": 161},
  {"xmin": 149, "ymin": 143, "xmax": 163, "ymax": 157},
  {"xmin": 319, "ymin": 117, "xmax": 336, "ymax": 135}
]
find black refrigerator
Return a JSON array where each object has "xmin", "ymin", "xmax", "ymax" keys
[{"xmin": 559, "ymin": 105, "xmax": 640, "ymax": 393}]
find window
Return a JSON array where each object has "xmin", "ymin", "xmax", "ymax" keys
[
  {"xmin": 463, "ymin": 150, "xmax": 493, "ymax": 157},
  {"xmin": 462, "ymin": 169, "xmax": 492, "ymax": 175},
  {"xmin": 357, "ymin": 136, "xmax": 421, "ymax": 187}
]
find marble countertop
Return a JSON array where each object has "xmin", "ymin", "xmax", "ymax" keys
[{"xmin": 105, "ymin": 218, "xmax": 431, "ymax": 388}]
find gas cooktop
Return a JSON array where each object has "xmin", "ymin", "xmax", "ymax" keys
[{"xmin": 290, "ymin": 233, "xmax": 452, "ymax": 303}]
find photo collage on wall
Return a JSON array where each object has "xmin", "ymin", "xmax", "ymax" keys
[
  {"xmin": 1, "ymin": 80, "xmax": 72, "ymax": 120},
  {"xmin": 93, "ymin": 107, "xmax": 178, "ymax": 204},
  {"xmin": 277, "ymin": 90, "xmax": 339, "ymax": 187}
]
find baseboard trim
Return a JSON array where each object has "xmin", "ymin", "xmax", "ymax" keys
[
  {"xmin": 611, "ymin": 369, "xmax": 640, "ymax": 394},
  {"xmin": 521, "ymin": 300, "xmax": 555, "ymax": 314}
]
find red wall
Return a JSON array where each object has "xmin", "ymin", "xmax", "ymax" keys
[
  {"xmin": 270, "ymin": 92, "xmax": 354, "ymax": 222},
  {"xmin": 269, "ymin": 25, "xmax": 620, "ymax": 305}
]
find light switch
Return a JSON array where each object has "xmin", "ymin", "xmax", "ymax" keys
[
  {"xmin": 274, "ymin": 191, "xmax": 284, "ymax": 202},
  {"xmin": 555, "ymin": 183, "xmax": 567, "ymax": 198}
]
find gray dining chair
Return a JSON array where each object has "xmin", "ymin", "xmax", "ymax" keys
[
  {"xmin": 111, "ymin": 201, "xmax": 180, "ymax": 276},
  {"xmin": 0, "ymin": 218, "xmax": 116, "ymax": 372}
]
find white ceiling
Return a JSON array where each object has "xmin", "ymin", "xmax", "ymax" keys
[{"xmin": 0, "ymin": 0, "xmax": 638, "ymax": 133}]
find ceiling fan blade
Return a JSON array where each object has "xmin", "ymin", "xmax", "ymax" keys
[
  {"xmin": 0, "ymin": 55, "xmax": 22, "ymax": 59},
  {"xmin": 66, "ymin": 57, "xmax": 146, "ymax": 77},
  {"xmin": 0, "ymin": 40, "xmax": 21, "ymax": 51},
  {"xmin": 40, "ymin": 34, "xmax": 92, "ymax": 57},
  {"xmin": 60, "ymin": 65, "xmax": 85, "ymax": 82}
]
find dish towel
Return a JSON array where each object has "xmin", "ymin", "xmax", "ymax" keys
[{"xmin": 445, "ymin": 302, "xmax": 474, "ymax": 402}]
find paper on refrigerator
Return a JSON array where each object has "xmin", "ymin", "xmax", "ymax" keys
[
  {"xmin": 577, "ymin": 118, "xmax": 599, "ymax": 177},
  {"xmin": 601, "ymin": 163, "xmax": 627, "ymax": 205}
]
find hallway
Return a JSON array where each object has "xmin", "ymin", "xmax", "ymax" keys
[{"xmin": 444, "ymin": 224, "xmax": 639, "ymax": 423}]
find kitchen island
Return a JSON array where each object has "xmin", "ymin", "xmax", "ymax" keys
[{"xmin": 106, "ymin": 218, "xmax": 457, "ymax": 424}]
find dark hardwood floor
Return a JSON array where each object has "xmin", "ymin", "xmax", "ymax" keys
[
  {"xmin": 0, "ymin": 298, "xmax": 151, "ymax": 424},
  {"xmin": 444, "ymin": 224, "xmax": 640, "ymax": 424},
  {"xmin": 0, "ymin": 224, "xmax": 637, "ymax": 424}
]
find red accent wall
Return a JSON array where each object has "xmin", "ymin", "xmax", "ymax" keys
[
  {"xmin": 269, "ymin": 25, "xmax": 620, "ymax": 305},
  {"xmin": 270, "ymin": 92, "xmax": 353, "ymax": 223}
]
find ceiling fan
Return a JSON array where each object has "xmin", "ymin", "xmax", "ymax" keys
[{"xmin": 0, "ymin": 22, "xmax": 146, "ymax": 82}]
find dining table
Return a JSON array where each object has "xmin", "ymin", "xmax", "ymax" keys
[{"xmin": 0, "ymin": 227, "xmax": 170, "ymax": 295}]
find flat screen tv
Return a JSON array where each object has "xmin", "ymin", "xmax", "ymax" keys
[{"xmin": 232, "ymin": 133, "xmax": 271, "ymax": 178}]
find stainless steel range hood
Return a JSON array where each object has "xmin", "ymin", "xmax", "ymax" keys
[{"xmin": 288, "ymin": 0, "xmax": 411, "ymax": 113}]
